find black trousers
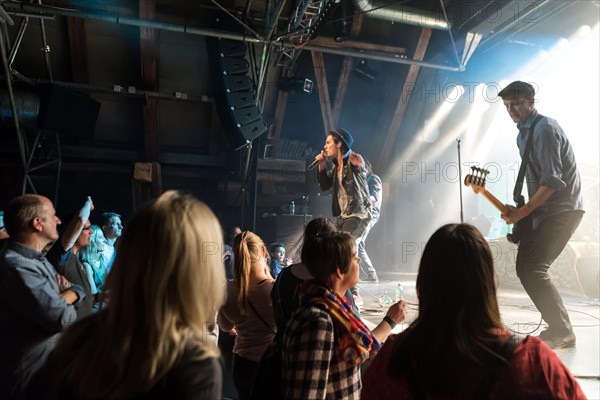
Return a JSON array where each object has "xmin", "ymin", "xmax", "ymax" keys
[
  {"xmin": 232, "ymin": 353, "xmax": 259, "ymax": 400},
  {"xmin": 516, "ymin": 210, "xmax": 584, "ymax": 335}
]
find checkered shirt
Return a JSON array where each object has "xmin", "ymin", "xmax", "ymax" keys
[{"xmin": 282, "ymin": 304, "xmax": 361, "ymax": 399}]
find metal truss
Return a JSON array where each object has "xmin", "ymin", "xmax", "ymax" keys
[{"xmin": 278, "ymin": 0, "xmax": 336, "ymax": 65}]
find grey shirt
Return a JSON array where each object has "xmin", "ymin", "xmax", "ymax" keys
[
  {"xmin": 0, "ymin": 240, "xmax": 84, "ymax": 398},
  {"xmin": 517, "ymin": 109, "xmax": 584, "ymax": 228}
]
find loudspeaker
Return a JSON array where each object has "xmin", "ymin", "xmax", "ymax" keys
[
  {"xmin": 223, "ymin": 75, "xmax": 253, "ymax": 92},
  {"xmin": 206, "ymin": 37, "xmax": 268, "ymax": 149},
  {"xmin": 220, "ymin": 57, "xmax": 249, "ymax": 75},
  {"xmin": 38, "ymin": 85, "xmax": 100, "ymax": 140},
  {"xmin": 232, "ymin": 106, "xmax": 261, "ymax": 125}
]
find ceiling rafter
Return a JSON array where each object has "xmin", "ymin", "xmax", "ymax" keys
[
  {"xmin": 376, "ymin": 27, "xmax": 432, "ymax": 172},
  {"xmin": 331, "ymin": 13, "xmax": 363, "ymax": 126},
  {"xmin": 66, "ymin": 17, "xmax": 89, "ymax": 84},
  {"xmin": 139, "ymin": 0, "xmax": 160, "ymax": 163}
]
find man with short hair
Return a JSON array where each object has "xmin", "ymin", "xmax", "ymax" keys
[
  {"xmin": 498, "ymin": 81, "xmax": 584, "ymax": 349},
  {"xmin": 99, "ymin": 212, "xmax": 122, "ymax": 269},
  {"xmin": 0, "ymin": 194, "xmax": 86, "ymax": 399}
]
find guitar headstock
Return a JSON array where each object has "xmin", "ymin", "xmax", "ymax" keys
[{"xmin": 464, "ymin": 166, "xmax": 489, "ymax": 194}]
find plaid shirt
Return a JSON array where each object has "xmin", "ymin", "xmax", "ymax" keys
[{"xmin": 282, "ymin": 304, "xmax": 361, "ymax": 399}]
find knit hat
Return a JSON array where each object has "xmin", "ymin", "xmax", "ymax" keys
[{"xmin": 329, "ymin": 128, "xmax": 353, "ymax": 151}]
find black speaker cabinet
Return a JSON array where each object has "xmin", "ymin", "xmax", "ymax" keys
[
  {"xmin": 38, "ymin": 85, "xmax": 100, "ymax": 140},
  {"xmin": 206, "ymin": 37, "xmax": 267, "ymax": 149}
]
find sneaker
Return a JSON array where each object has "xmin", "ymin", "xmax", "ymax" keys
[{"xmin": 538, "ymin": 329, "xmax": 576, "ymax": 349}]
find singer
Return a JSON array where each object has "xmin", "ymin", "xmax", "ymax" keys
[{"xmin": 313, "ymin": 129, "xmax": 376, "ymax": 282}]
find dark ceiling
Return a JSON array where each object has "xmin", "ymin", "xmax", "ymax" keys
[{"xmin": 1, "ymin": 0, "xmax": 598, "ymax": 227}]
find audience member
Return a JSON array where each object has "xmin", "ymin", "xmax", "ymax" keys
[
  {"xmin": 254, "ymin": 218, "xmax": 405, "ymax": 399},
  {"xmin": 99, "ymin": 211, "xmax": 122, "ymax": 270},
  {"xmin": 79, "ymin": 225, "xmax": 109, "ymax": 310},
  {"xmin": 46, "ymin": 197, "xmax": 95, "ymax": 320},
  {"xmin": 361, "ymin": 223, "xmax": 586, "ymax": 399},
  {"xmin": 268, "ymin": 242, "xmax": 292, "ymax": 279},
  {"xmin": 282, "ymin": 232, "xmax": 395, "ymax": 399},
  {"xmin": 0, "ymin": 194, "xmax": 85, "ymax": 399},
  {"xmin": 32, "ymin": 190, "xmax": 225, "ymax": 399},
  {"xmin": 223, "ymin": 225, "xmax": 241, "ymax": 281},
  {"xmin": 0, "ymin": 210, "xmax": 8, "ymax": 241},
  {"xmin": 274, "ymin": 217, "xmax": 403, "ymax": 345},
  {"xmin": 218, "ymin": 224, "xmax": 242, "ymax": 389},
  {"xmin": 218, "ymin": 231, "xmax": 276, "ymax": 400}
]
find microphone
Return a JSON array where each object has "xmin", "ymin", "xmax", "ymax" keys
[{"xmin": 307, "ymin": 151, "xmax": 325, "ymax": 171}]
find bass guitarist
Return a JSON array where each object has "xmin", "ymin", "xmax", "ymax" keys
[{"xmin": 498, "ymin": 81, "xmax": 584, "ymax": 349}]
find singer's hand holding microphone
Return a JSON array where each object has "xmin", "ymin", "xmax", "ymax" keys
[{"xmin": 307, "ymin": 151, "xmax": 326, "ymax": 171}]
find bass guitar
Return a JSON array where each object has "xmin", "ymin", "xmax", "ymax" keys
[{"xmin": 463, "ymin": 166, "xmax": 531, "ymax": 244}]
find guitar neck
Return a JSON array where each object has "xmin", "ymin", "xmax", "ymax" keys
[{"xmin": 481, "ymin": 190, "xmax": 510, "ymax": 215}]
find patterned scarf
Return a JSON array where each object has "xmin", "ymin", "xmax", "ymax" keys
[{"xmin": 300, "ymin": 280, "xmax": 380, "ymax": 365}]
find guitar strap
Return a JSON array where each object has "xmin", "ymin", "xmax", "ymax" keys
[{"xmin": 513, "ymin": 115, "xmax": 543, "ymax": 203}]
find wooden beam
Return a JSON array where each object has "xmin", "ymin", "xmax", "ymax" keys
[
  {"xmin": 142, "ymin": 100, "xmax": 159, "ymax": 163},
  {"xmin": 139, "ymin": 0, "xmax": 159, "ymax": 162},
  {"xmin": 311, "ymin": 51, "xmax": 334, "ymax": 134},
  {"xmin": 66, "ymin": 17, "xmax": 89, "ymax": 83},
  {"xmin": 310, "ymin": 36, "xmax": 407, "ymax": 56},
  {"xmin": 332, "ymin": 14, "xmax": 363, "ymax": 126},
  {"xmin": 271, "ymin": 67, "xmax": 294, "ymax": 157},
  {"xmin": 377, "ymin": 28, "xmax": 432, "ymax": 172}
]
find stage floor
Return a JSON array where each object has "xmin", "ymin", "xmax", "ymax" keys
[{"xmin": 358, "ymin": 272, "xmax": 600, "ymax": 399}]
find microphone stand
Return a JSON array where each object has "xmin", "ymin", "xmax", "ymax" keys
[
  {"xmin": 302, "ymin": 195, "xmax": 309, "ymax": 227},
  {"xmin": 457, "ymin": 139, "xmax": 464, "ymax": 223}
]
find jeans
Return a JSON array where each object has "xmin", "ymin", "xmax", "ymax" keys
[
  {"xmin": 357, "ymin": 217, "xmax": 378, "ymax": 278},
  {"xmin": 516, "ymin": 210, "xmax": 584, "ymax": 335},
  {"xmin": 336, "ymin": 216, "xmax": 369, "ymax": 240}
]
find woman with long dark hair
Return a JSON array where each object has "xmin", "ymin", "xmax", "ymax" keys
[{"xmin": 362, "ymin": 223, "xmax": 585, "ymax": 399}]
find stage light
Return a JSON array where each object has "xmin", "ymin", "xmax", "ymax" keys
[
  {"xmin": 278, "ymin": 77, "xmax": 313, "ymax": 94},
  {"xmin": 303, "ymin": 78, "xmax": 313, "ymax": 93}
]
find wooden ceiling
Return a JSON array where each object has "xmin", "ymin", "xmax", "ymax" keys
[{"xmin": 1, "ymin": 0, "xmax": 597, "ymax": 215}]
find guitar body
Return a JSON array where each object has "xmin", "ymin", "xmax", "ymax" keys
[
  {"xmin": 464, "ymin": 169, "xmax": 532, "ymax": 245},
  {"xmin": 506, "ymin": 195, "xmax": 532, "ymax": 244}
]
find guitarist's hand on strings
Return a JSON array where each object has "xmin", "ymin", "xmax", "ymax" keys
[{"xmin": 501, "ymin": 204, "xmax": 527, "ymax": 225}]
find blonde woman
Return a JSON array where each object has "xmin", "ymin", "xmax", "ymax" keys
[
  {"xmin": 79, "ymin": 225, "xmax": 108, "ymax": 308},
  {"xmin": 218, "ymin": 231, "xmax": 276, "ymax": 400},
  {"xmin": 32, "ymin": 191, "xmax": 226, "ymax": 399}
]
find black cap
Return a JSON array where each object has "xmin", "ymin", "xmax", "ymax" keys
[{"xmin": 498, "ymin": 81, "xmax": 536, "ymax": 99}]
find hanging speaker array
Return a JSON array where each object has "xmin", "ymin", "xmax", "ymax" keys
[{"xmin": 206, "ymin": 36, "xmax": 268, "ymax": 150}]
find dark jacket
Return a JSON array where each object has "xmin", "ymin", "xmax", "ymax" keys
[{"xmin": 317, "ymin": 156, "xmax": 371, "ymax": 218}]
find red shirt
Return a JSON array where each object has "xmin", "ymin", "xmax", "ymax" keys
[{"xmin": 362, "ymin": 334, "xmax": 586, "ymax": 400}]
